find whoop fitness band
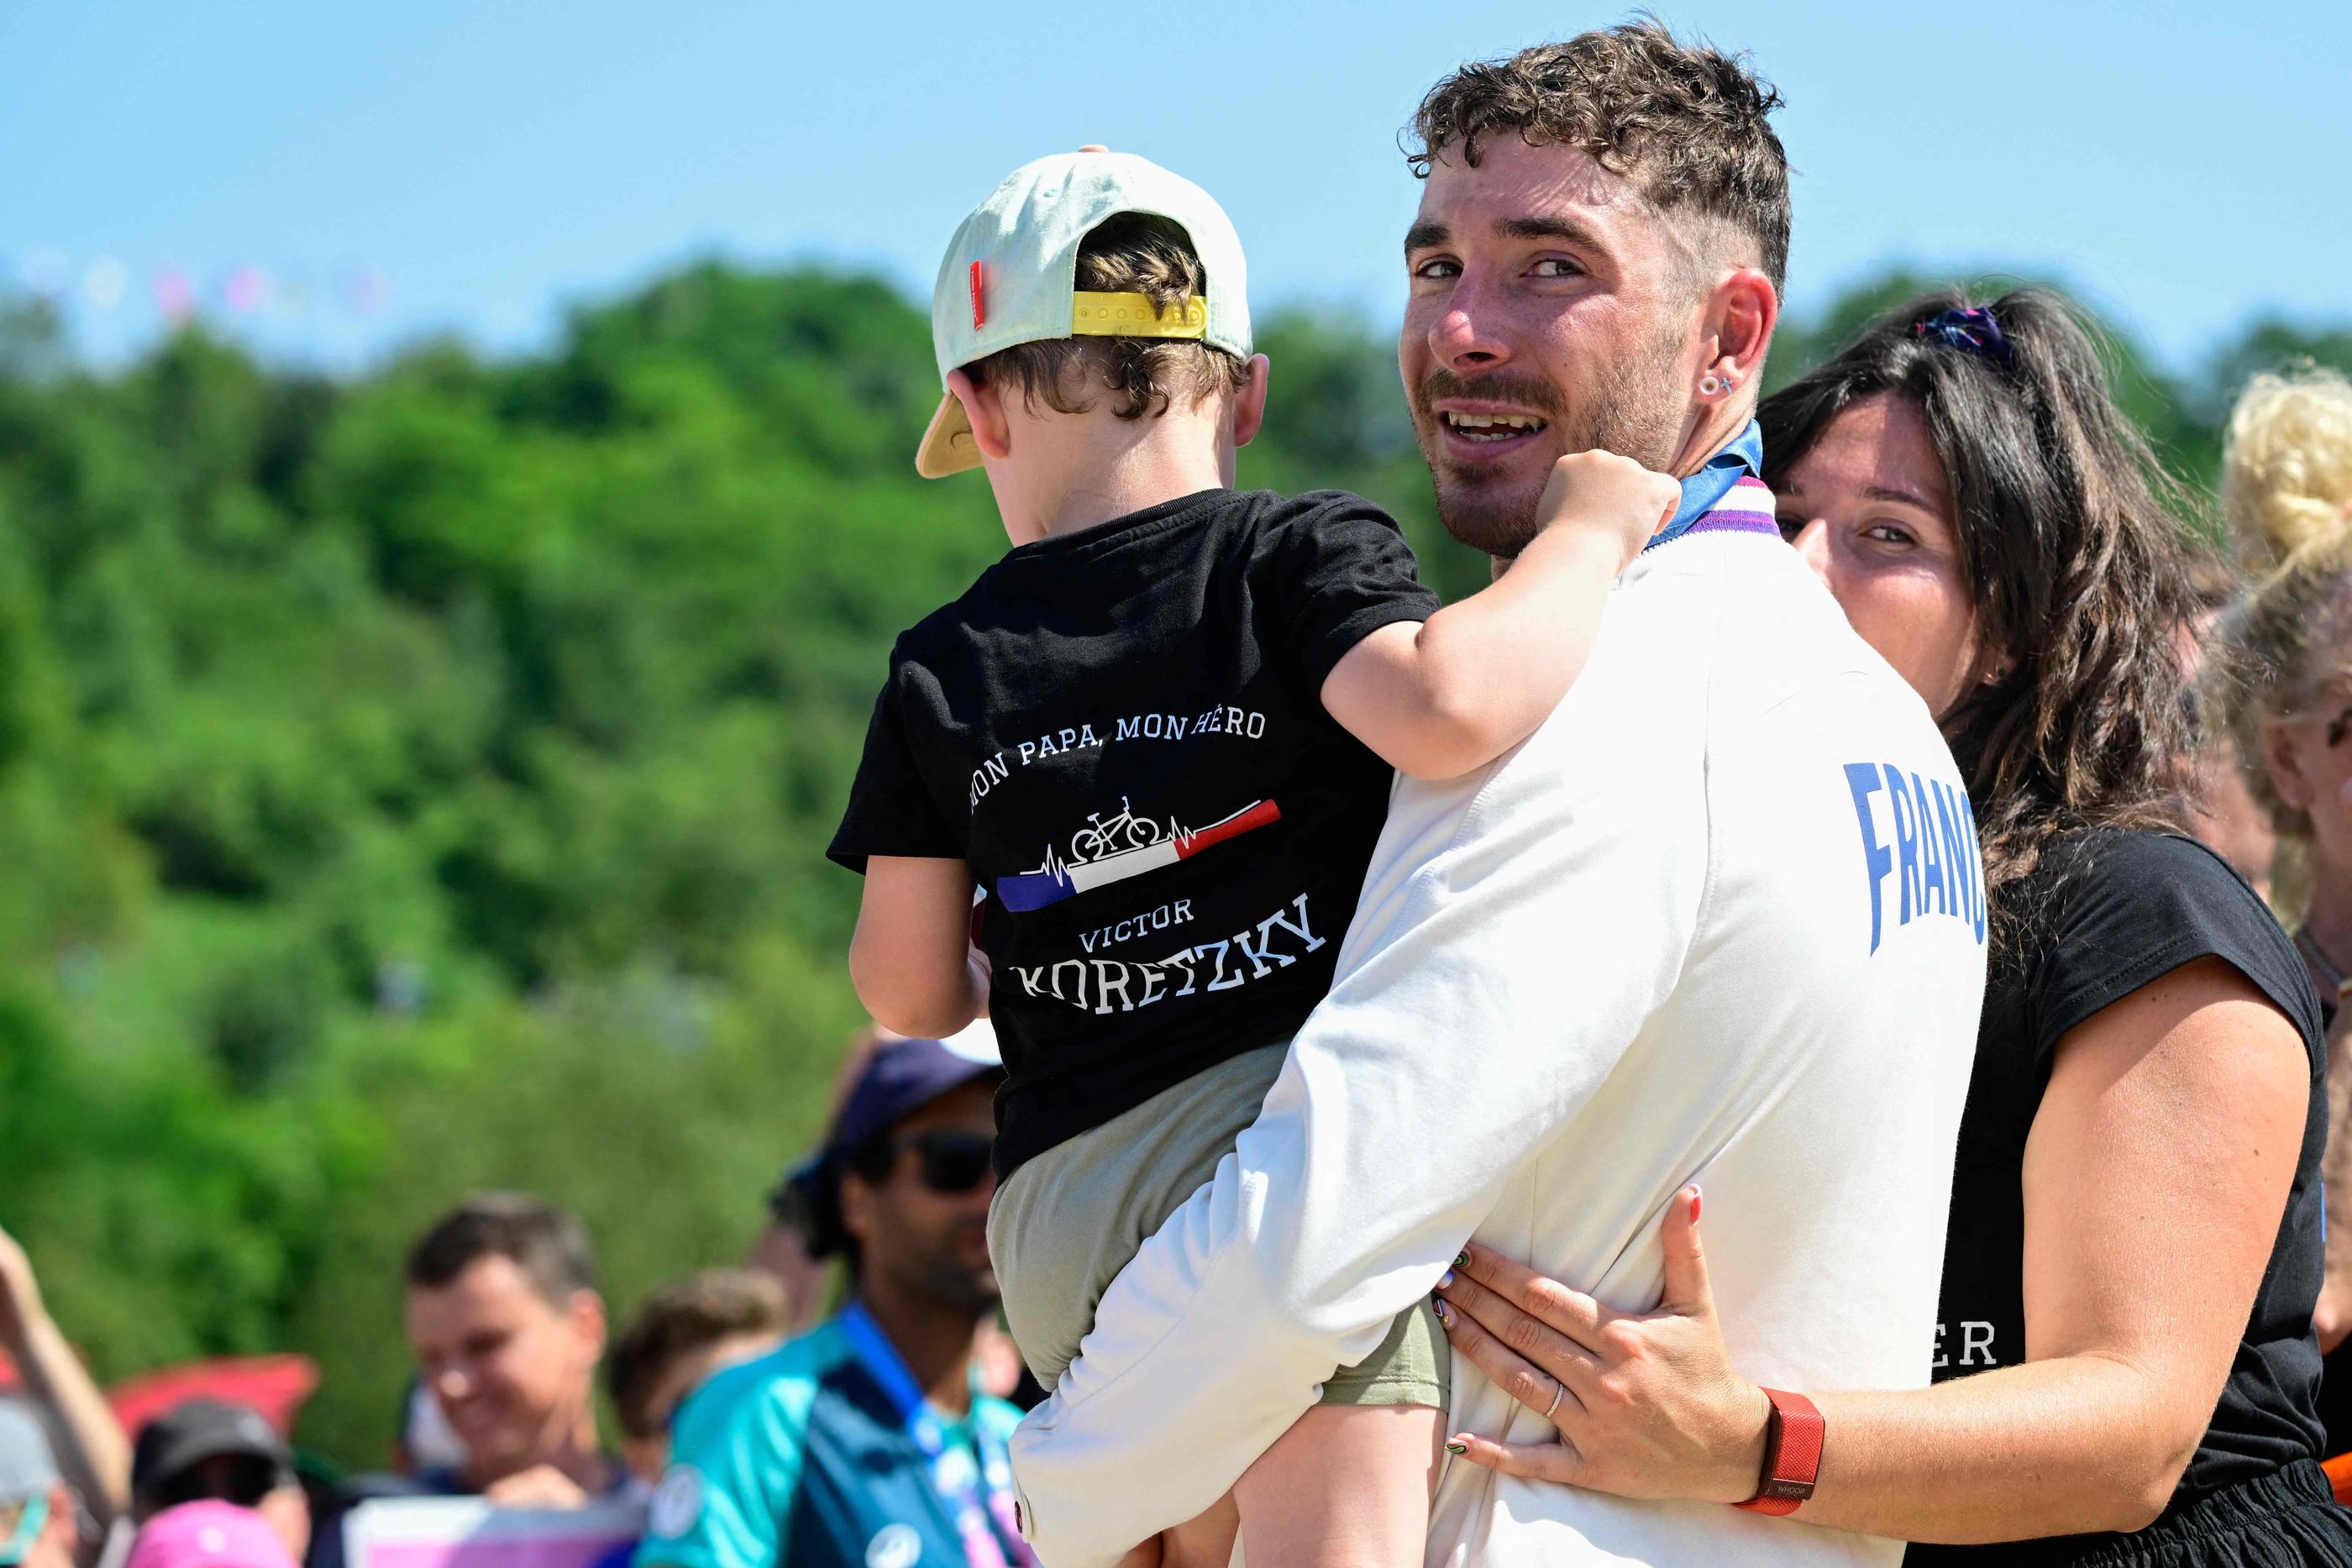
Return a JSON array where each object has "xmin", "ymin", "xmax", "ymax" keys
[{"xmin": 1734, "ymin": 1387, "xmax": 1824, "ymax": 1515}]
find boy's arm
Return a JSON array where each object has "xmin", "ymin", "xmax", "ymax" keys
[
  {"xmin": 1323, "ymin": 451, "xmax": 1675, "ymax": 779},
  {"xmin": 849, "ymin": 856, "xmax": 985, "ymax": 1039},
  {"xmin": 1007, "ymin": 729, "xmax": 1709, "ymax": 1566}
]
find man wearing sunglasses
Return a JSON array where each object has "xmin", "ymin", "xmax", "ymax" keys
[
  {"xmin": 129, "ymin": 1404, "xmax": 307, "ymax": 1563},
  {"xmin": 638, "ymin": 1026, "xmax": 1031, "ymax": 1568}
]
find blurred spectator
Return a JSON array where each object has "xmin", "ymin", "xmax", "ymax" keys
[
  {"xmin": 606, "ymin": 1273, "xmax": 789, "ymax": 1485},
  {"xmin": 398, "ymin": 1195, "xmax": 621, "ymax": 1507},
  {"xmin": 0, "ymin": 1230, "xmax": 130, "ymax": 1539},
  {"xmin": 124, "ymin": 1504, "xmax": 294, "ymax": 1568},
  {"xmin": 748, "ymin": 1024, "xmax": 1036, "ymax": 1408},
  {"xmin": 2218, "ymin": 364, "xmax": 2352, "ymax": 1451},
  {"xmin": 1, "ymin": 1402, "xmax": 77, "ymax": 1568},
  {"xmin": 636, "ymin": 1035, "xmax": 1027, "ymax": 1568},
  {"xmin": 390, "ymin": 1382, "xmax": 464, "ymax": 1481},
  {"xmin": 2178, "ymin": 550, "xmax": 2277, "ymax": 899},
  {"xmin": 744, "ymin": 1028, "xmax": 890, "ymax": 1333},
  {"xmin": 129, "ymin": 1405, "xmax": 307, "ymax": 1561}
]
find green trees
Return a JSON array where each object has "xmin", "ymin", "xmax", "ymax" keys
[{"xmin": 0, "ymin": 266, "xmax": 2342, "ymax": 1467}]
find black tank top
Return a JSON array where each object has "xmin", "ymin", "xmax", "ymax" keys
[{"xmin": 1908, "ymin": 830, "xmax": 2330, "ymax": 1565}]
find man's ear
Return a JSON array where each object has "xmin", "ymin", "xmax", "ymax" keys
[
  {"xmin": 946, "ymin": 369, "xmax": 1014, "ymax": 463},
  {"xmin": 566, "ymin": 1289, "xmax": 609, "ymax": 1362},
  {"xmin": 838, "ymin": 1169, "xmax": 877, "ymax": 1256},
  {"xmin": 2261, "ymin": 719, "xmax": 2316, "ymax": 813},
  {"xmin": 1231, "ymin": 354, "xmax": 1271, "ymax": 449},
  {"xmin": 1703, "ymin": 268, "xmax": 1779, "ymax": 400}
]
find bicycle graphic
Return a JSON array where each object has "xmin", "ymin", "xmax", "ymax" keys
[
  {"xmin": 997, "ymin": 796, "xmax": 1284, "ymax": 914},
  {"xmin": 1068, "ymin": 796, "xmax": 1171, "ymax": 863}
]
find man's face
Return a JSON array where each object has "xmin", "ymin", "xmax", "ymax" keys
[
  {"xmin": 843, "ymin": 1079, "xmax": 1000, "ymax": 1317},
  {"xmin": 1402, "ymin": 136, "xmax": 1704, "ymax": 559},
  {"xmin": 404, "ymin": 1256, "xmax": 604, "ymax": 1486}
]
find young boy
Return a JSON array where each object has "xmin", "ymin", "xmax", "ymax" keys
[
  {"xmin": 606, "ymin": 1269, "xmax": 790, "ymax": 1485},
  {"xmin": 827, "ymin": 149, "xmax": 1675, "ymax": 1567}
]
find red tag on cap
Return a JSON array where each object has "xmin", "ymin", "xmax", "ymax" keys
[{"xmin": 969, "ymin": 262, "xmax": 985, "ymax": 330}]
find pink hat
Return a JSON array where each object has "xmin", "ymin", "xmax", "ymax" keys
[{"xmin": 127, "ymin": 1504, "xmax": 295, "ymax": 1568}]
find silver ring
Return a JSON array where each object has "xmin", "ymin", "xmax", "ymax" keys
[{"xmin": 1542, "ymin": 1380, "xmax": 1565, "ymax": 1421}]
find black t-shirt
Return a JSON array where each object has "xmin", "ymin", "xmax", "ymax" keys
[
  {"xmin": 828, "ymin": 488, "xmax": 1440, "ymax": 1178},
  {"xmin": 1909, "ymin": 830, "xmax": 2329, "ymax": 1565}
]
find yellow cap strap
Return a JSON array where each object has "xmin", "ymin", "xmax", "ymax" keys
[{"xmin": 1071, "ymin": 291, "xmax": 1207, "ymax": 339}]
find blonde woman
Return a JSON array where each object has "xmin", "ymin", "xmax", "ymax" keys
[{"xmin": 2222, "ymin": 366, "xmax": 2352, "ymax": 1454}]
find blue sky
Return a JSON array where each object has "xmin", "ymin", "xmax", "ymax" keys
[{"xmin": 4, "ymin": 0, "xmax": 2346, "ymax": 375}]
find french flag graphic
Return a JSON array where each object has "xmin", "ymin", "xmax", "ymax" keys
[{"xmin": 995, "ymin": 800, "xmax": 1280, "ymax": 913}]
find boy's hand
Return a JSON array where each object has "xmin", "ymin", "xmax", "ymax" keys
[{"xmin": 1536, "ymin": 450, "xmax": 1682, "ymax": 570}]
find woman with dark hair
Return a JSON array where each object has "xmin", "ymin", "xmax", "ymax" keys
[{"xmin": 1428, "ymin": 288, "xmax": 2352, "ymax": 1563}]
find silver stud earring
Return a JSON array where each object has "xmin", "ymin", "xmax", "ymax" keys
[{"xmin": 1698, "ymin": 375, "xmax": 1725, "ymax": 397}]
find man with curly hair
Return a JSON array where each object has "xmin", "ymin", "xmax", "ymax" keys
[{"xmin": 1007, "ymin": 24, "xmax": 1987, "ymax": 1566}]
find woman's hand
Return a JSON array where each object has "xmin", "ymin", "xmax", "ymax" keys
[{"xmin": 1432, "ymin": 1187, "xmax": 1773, "ymax": 1504}]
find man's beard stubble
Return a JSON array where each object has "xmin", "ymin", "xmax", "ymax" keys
[
  {"xmin": 922, "ymin": 1220, "xmax": 1001, "ymax": 1320},
  {"xmin": 1414, "ymin": 335, "xmax": 1688, "ymax": 560}
]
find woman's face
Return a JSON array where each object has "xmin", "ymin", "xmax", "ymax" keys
[
  {"xmin": 2260, "ymin": 674, "xmax": 2352, "ymax": 880},
  {"xmin": 1775, "ymin": 393, "xmax": 1990, "ymax": 721}
]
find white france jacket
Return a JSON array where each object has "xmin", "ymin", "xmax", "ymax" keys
[{"xmin": 1007, "ymin": 515, "xmax": 1988, "ymax": 1567}]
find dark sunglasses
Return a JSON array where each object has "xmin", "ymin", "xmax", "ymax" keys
[
  {"xmin": 892, "ymin": 1130, "xmax": 994, "ymax": 1194},
  {"xmin": 155, "ymin": 1455, "xmax": 282, "ymax": 1512}
]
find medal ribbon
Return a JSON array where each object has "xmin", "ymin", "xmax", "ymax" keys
[
  {"xmin": 840, "ymin": 1304, "xmax": 1037, "ymax": 1568},
  {"xmin": 1645, "ymin": 419, "xmax": 1775, "ymax": 550}
]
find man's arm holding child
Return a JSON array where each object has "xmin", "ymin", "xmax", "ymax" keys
[
  {"xmin": 850, "ymin": 857, "xmax": 986, "ymax": 1039},
  {"xmin": 1322, "ymin": 451, "xmax": 1674, "ymax": 779},
  {"xmin": 1008, "ymin": 713, "xmax": 1710, "ymax": 1565}
]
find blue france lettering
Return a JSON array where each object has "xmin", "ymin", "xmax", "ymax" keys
[
  {"xmin": 1914, "ymin": 770, "xmax": 1947, "ymax": 917},
  {"xmin": 1885, "ymin": 764, "xmax": 1919, "ymax": 923},
  {"xmin": 1961, "ymin": 788, "xmax": 1986, "ymax": 942},
  {"xmin": 1845, "ymin": 763, "xmax": 1986, "ymax": 952},
  {"xmin": 1844, "ymin": 763, "xmax": 1893, "ymax": 952},
  {"xmin": 1932, "ymin": 779, "xmax": 1982, "ymax": 937},
  {"xmin": 1929, "ymin": 780, "xmax": 1962, "ymax": 925}
]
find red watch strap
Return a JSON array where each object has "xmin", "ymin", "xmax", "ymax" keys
[{"xmin": 1734, "ymin": 1387, "xmax": 1824, "ymax": 1516}]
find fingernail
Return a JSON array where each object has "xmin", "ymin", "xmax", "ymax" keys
[
  {"xmin": 1454, "ymin": 1250, "xmax": 1470, "ymax": 1267},
  {"xmin": 1437, "ymin": 1269, "xmax": 1456, "ymax": 1290},
  {"xmin": 1688, "ymin": 1184, "xmax": 1703, "ymax": 1222},
  {"xmin": 1444, "ymin": 1440, "xmax": 1467, "ymax": 1455},
  {"xmin": 1431, "ymin": 1298, "xmax": 1453, "ymax": 1328}
]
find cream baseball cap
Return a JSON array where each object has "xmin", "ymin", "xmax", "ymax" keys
[{"xmin": 915, "ymin": 148, "xmax": 1252, "ymax": 479}]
